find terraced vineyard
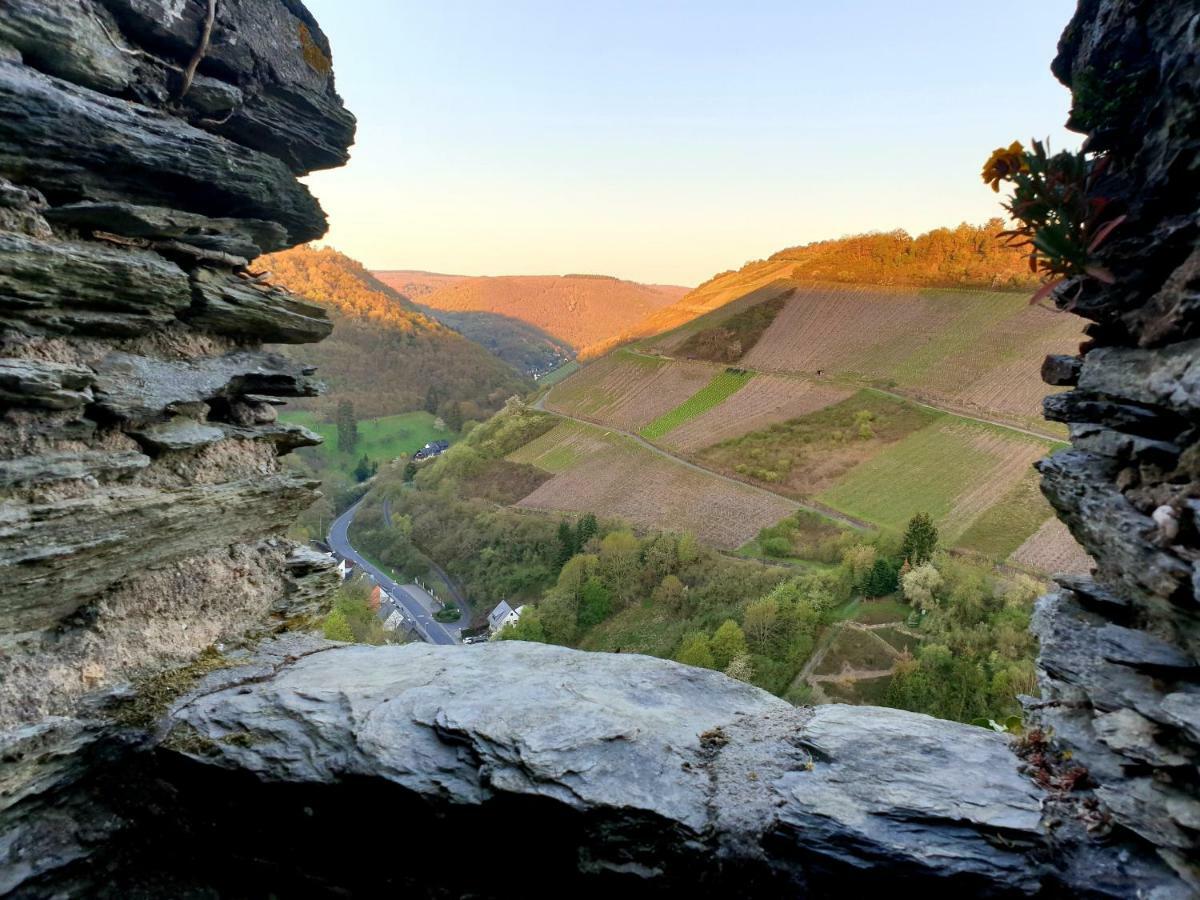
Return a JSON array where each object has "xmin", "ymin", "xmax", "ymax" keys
[
  {"xmin": 508, "ymin": 419, "xmax": 797, "ymax": 548},
  {"xmin": 639, "ymin": 369, "xmax": 755, "ymax": 440},
  {"xmin": 1009, "ymin": 517, "xmax": 1093, "ymax": 575},
  {"xmin": 816, "ymin": 418, "xmax": 1053, "ymax": 542},
  {"xmin": 544, "ymin": 351, "xmax": 714, "ymax": 432},
  {"xmin": 737, "ymin": 284, "xmax": 1082, "ymax": 433},
  {"xmin": 661, "ymin": 376, "xmax": 853, "ymax": 453}
]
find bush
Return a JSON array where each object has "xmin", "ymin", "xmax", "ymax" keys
[{"xmin": 761, "ymin": 536, "xmax": 793, "ymax": 558}]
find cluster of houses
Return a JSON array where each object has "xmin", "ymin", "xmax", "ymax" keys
[
  {"xmin": 413, "ymin": 439, "xmax": 450, "ymax": 462},
  {"xmin": 323, "ymin": 542, "xmax": 528, "ymax": 645}
]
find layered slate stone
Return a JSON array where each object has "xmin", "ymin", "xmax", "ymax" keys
[
  {"xmin": 0, "ymin": 2, "xmax": 354, "ymax": 892},
  {"xmin": 1028, "ymin": 1, "xmax": 1200, "ymax": 893},
  {"xmin": 144, "ymin": 640, "xmax": 1047, "ymax": 896}
]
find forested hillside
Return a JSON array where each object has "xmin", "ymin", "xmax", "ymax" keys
[{"xmin": 262, "ymin": 246, "xmax": 529, "ymax": 420}]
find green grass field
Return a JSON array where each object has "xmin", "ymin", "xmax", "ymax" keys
[
  {"xmin": 816, "ymin": 419, "xmax": 1049, "ymax": 541},
  {"xmin": 283, "ymin": 410, "xmax": 455, "ymax": 480},
  {"xmin": 639, "ymin": 369, "xmax": 754, "ymax": 440},
  {"xmin": 955, "ymin": 470, "xmax": 1058, "ymax": 560}
]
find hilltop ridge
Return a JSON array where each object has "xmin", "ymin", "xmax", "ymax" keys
[
  {"xmin": 378, "ymin": 271, "xmax": 689, "ymax": 352},
  {"xmin": 583, "ymin": 220, "xmax": 1041, "ymax": 359}
]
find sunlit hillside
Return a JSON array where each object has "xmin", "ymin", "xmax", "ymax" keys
[
  {"xmin": 262, "ymin": 246, "xmax": 529, "ymax": 421},
  {"xmin": 582, "ymin": 220, "xmax": 1043, "ymax": 359},
  {"xmin": 388, "ymin": 273, "xmax": 689, "ymax": 352}
]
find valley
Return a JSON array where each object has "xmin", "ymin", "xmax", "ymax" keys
[{"xmin": 291, "ymin": 227, "xmax": 1090, "ymax": 724}]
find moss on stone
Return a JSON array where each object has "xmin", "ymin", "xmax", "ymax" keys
[
  {"xmin": 115, "ymin": 646, "xmax": 233, "ymax": 730},
  {"xmin": 297, "ymin": 23, "xmax": 332, "ymax": 75}
]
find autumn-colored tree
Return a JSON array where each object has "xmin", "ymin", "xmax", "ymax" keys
[{"xmin": 652, "ymin": 574, "xmax": 687, "ymax": 612}]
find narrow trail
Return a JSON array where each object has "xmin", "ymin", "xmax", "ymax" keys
[
  {"xmin": 531, "ymin": 391, "xmax": 869, "ymax": 530},
  {"xmin": 790, "ymin": 618, "xmax": 914, "ymax": 695}
]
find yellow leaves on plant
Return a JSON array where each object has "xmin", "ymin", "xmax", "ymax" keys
[{"xmin": 981, "ymin": 141, "xmax": 1029, "ymax": 192}]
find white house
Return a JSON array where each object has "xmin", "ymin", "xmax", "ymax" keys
[
  {"xmin": 487, "ymin": 600, "xmax": 526, "ymax": 633},
  {"xmin": 382, "ymin": 609, "xmax": 405, "ymax": 632}
]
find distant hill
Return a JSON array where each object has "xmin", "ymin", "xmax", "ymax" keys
[
  {"xmin": 262, "ymin": 247, "xmax": 529, "ymax": 422},
  {"xmin": 582, "ymin": 220, "xmax": 1040, "ymax": 359},
  {"xmin": 376, "ymin": 273, "xmax": 689, "ymax": 354},
  {"xmin": 373, "ymin": 270, "xmax": 469, "ymax": 299}
]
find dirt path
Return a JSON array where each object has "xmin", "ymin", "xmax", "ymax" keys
[{"xmin": 790, "ymin": 619, "xmax": 913, "ymax": 698}]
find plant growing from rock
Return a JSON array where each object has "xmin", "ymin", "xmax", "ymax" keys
[{"xmin": 982, "ymin": 139, "xmax": 1125, "ymax": 307}]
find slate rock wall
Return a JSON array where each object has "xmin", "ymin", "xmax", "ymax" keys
[
  {"xmin": 1030, "ymin": 0, "xmax": 1200, "ymax": 892},
  {"xmin": 0, "ymin": 2, "xmax": 351, "ymax": 876}
]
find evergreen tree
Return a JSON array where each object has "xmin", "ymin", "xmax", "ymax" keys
[
  {"xmin": 900, "ymin": 512, "xmax": 939, "ymax": 566},
  {"xmin": 353, "ymin": 454, "xmax": 376, "ymax": 483},
  {"xmin": 575, "ymin": 512, "xmax": 598, "ymax": 549},
  {"xmin": 403, "ymin": 461, "xmax": 418, "ymax": 483},
  {"xmin": 424, "ymin": 384, "xmax": 441, "ymax": 415},
  {"xmin": 336, "ymin": 399, "xmax": 358, "ymax": 452},
  {"xmin": 556, "ymin": 520, "xmax": 578, "ymax": 566},
  {"xmin": 863, "ymin": 557, "xmax": 900, "ymax": 597}
]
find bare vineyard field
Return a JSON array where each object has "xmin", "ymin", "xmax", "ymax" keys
[
  {"xmin": 662, "ymin": 376, "xmax": 854, "ymax": 453},
  {"xmin": 1008, "ymin": 517, "xmax": 1094, "ymax": 576},
  {"xmin": 545, "ymin": 352, "xmax": 715, "ymax": 432},
  {"xmin": 642, "ymin": 279, "xmax": 797, "ymax": 355},
  {"xmin": 508, "ymin": 420, "xmax": 797, "ymax": 549},
  {"xmin": 741, "ymin": 284, "xmax": 1082, "ymax": 432}
]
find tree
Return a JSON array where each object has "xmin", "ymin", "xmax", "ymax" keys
[
  {"xmin": 863, "ymin": 557, "xmax": 900, "ymax": 597},
  {"xmin": 556, "ymin": 554, "xmax": 596, "ymax": 599},
  {"xmin": 556, "ymin": 520, "xmax": 578, "ymax": 566},
  {"xmin": 599, "ymin": 530, "xmax": 640, "ymax": 604},
  {"xmin": 743, "ymin": 596, "xmax": 781, "ymax": 652},
  {"xmin": 578, "ymin": 577, "xmax": 612, "ymax": 628},
  {"xmin": 497, "ymin": 608, "xmax": 547, "ymax": 642},
  {"xmin": 336, "ymin": 399, "xmax": 358, "ymax": 452},
  {"xmin": 901, "ymin": 562, "xmax": 943, "ymax": 611},
  {"xmin": 676, "ymin": 633, "xmax": 715, "ymax": 669},
  {"xmin": 423, "ymin": 384, "xmax": 440, "ymax": 415},
  {"xmin": 901, "ymin": 513, "xmax": 939, "ymax": 566},
  {"xmin": 724, "ymin": 654, "xmax": 755, "ymax": 683},
  {"xmin": 841, "ymin": 543, "xmax": 877, "ymax": 584},
  {"xmin": 403, "ymin": 460, "xmax": 418, "ymax": 482},
  {"xmin": 353, "ymin": 454, "xmax": 377, "ymax": 483},
  {"xmin": 711, "ymin": 620, "xmax": 748, "ymax": 669},
  {"xmin": 322, "ymin": 607, "xmax": 354, "ymax": 642},
  {"xmin": 538, "ymin": 592, "xmax": 578, "ymax": 644},
  {"xmin": 438, "ymin": 399, "xmax": 464, "ymax": 433},
  {"xmin": 652, "ymin": 574, "xmax": 687, "ymax": 612},
  {"xmin": 575, "ymin": 513, "xmax": 599, "ymax": 549}
]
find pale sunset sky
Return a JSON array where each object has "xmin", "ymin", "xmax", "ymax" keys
[{"xmin": 302, "ymin": 1, "xmax": 1081, "ymax": 286}]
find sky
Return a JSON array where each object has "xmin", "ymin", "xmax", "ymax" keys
[{"xmin": 302, "ymin": 0, "xmax": 1081, "ymax": 286}]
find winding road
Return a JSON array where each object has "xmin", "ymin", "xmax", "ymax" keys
[{"xmin": 328, "ymin": 502, "xmax": 459, "ymax": 646}]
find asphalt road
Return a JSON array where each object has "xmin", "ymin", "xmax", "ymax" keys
[{"xmin": 328, "ymin": 502, "xmax": 458, "ymax": 646}]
